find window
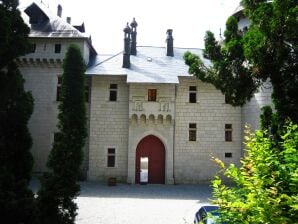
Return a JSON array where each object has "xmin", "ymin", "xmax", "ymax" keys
[
  {"xmin": 55, "ymin": 44, "xmax": 61, "ymax": 53},
  {"xmin": 189, "ymin": 123, "xmax": 197, "ymax": 141},
  {"xmin": 109, "ymin": 84, "xmax": 117, "ymax": 101},
  {"xmin": 225, "ymin": 124, "xmax": 232, "ymax": 142},
  {"xmin": 148, "ymin": 89, "xmax": 157, "ymax": 101},
  {"xmin": 189, "ymin": 86, "xmax": 197, "ymax": 103},
  {"xmin": 107, "ymin": 148, "xmax": 116, "ymax": 167},
  {"xmin": 56, "ymin": 76, "xmax": 62, "ymax": 101},
  {"xmin": 225, "ymin": 152, "xmax": 232, "ymax": 158},
  {"xmin": 30, "ymin": 43, "xmax": 36, "ymax": 53}
]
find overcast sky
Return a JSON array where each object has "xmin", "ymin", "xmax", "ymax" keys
[{"xmin": 19, "ymin": 0, "xmax": 240, "ymax": 54}]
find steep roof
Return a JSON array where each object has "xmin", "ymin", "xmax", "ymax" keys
[
  {"xmin": 86, "ymin": 46, "xmax": 208, "ymax": 84},
  {"xmin": 24, "ymin": 2, "xmax": 88, "ymax": 39}
]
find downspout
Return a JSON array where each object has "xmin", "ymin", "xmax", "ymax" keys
[{"xmin": 173, "ymin": 84, "xmax": 177, "ymax": 184}]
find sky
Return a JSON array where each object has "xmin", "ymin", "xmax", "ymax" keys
[{"xmin": 19, "ymin": 0, "xmax": 240, "ymax": 55}]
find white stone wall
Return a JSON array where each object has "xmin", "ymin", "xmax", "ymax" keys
[
  {"xmin": 241, "ymin": 81, "xmax": 274, "ymax": 132},
  {"xmin": 174, "ymin": 77, "xmax": 242, "ymax": 183},
  {"xmin": 21, "ymin": 64, "xmax": 61, "ymax": 172},
  {"xmin": 19, "ymin": 38, "xmax": 91, "ymax": 174},
  {"xmin": 88, "ymin": 76, "xmax": 129, "ymax": 182},
  {"xmin": 127, "ymin": 83, "xmax": 175, "ymax": 184},
  {"xmin": 25, "ymin": 38, "xmax": 89, "ymax": 64}
]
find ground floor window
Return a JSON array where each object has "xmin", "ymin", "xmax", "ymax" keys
[{"xmin": 107, "ymin": 148, "xmax": 116, "ymax": 167}]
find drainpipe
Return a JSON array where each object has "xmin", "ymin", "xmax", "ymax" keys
[{"xmin": 173, "ymin": 84, "xmax": 177, "ymax": 184}]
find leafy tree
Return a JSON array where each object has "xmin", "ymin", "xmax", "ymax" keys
[
  {"xmin": 0, "ymin": 0, "xmax": 36, "ymax": 223},
  {"xmin": 37, "ymin": 44, "xmax": 87, "ymax": 224},
  {"xmin": 212, "ymin": 122, "xmax": 298, "ymax": 223},
  {"xmin": 0, "ymin": 0, "xmax": 31, "ymax": 69},
  {"xmin": 184, "ymin": 0, "xmax": 298, "ymax": 123}
]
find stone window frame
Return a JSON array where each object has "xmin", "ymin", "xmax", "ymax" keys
[
  {"xmin": 106, "ymin": 147, "xmax": 117, "ymax": 168},
  {"xmin": 189, "ymin": 123, "xmax": 197, "ymax": 141},
  {"xmin": 189, "ymin": 86, "xmax": 197, "ymax": 103},
  {"xmin": 225, "ymin": 124, "xmax": 233, "ymax": 142},
  {"xmin": 109, "ymin": 84, "xmax": 118, "ymax": 101}
]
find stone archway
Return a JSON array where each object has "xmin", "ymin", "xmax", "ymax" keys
[{"xmin": 135, "ymin": 135, "xmax": 165, "ymax": 184}]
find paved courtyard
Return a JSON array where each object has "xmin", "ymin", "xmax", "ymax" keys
[{"xmin": 75, "ymin": 182, "xmax": 213, "ymax": 224}]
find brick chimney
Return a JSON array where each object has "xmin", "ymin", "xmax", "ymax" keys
[
  {"xmin": 130, "ymin": 18, "xmax": 138, "ymax": 56},
  {"xmin": 122, "ymin": 23, "xmax": 131, "ymax": 68},
  {"xmin": 166, "ymin": 29, "xmax": 174, "ymax": 57},
  {"xmin": 66, "ymin": 17, "xmax": 71, "ymax": 24},
  {"xmin": 57, "ymin": 4, "xmax": 62, "ymax": 17}
]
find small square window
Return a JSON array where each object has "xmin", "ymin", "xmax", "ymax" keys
[
  {"xmin": 107, "ymin": 148, "xmax": 116, "ymax": 168},
  {"xmin": 148, "ymin": 89, "xmax": 157, "ymax": 101},
  {"xmin": 189, "ymin": 86, "xmax": 197, "ymax": 103},
  {"xmin": 225, "ymin": 124, "xmax": 232, "ymax": 142},
  {"xmin": 189, "ymin": 123, "xmax": 197, "ymax": 141},
  {"xmin": 109, "ymin": 84, "xmax": 118, "ymax": 101},
  {"xmin": 225, "ymin": 152, "xmax": 232, "ymax": 158},
  {"xmin": 55, "ymin": 44, "xmax": 61, "ymax": 53}
]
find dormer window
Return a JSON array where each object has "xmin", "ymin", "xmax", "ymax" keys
[{"xmin": 55, "ymin": 44, "xmax": 61, "ymax": 53}]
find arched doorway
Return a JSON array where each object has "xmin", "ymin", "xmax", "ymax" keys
[{"xmin": 135, "ymin": 135, "xmax": 165, "ymax": 184}]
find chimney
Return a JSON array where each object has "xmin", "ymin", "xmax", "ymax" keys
[
  {"xmin": 166, "ymin": 29, "xmax": 174, "ymax": 57},
  {"xmin": 122, "ymin": 23, "xmax": 131, "ymax": 68},
  {"xmin": 66, "ymin": 17, "xmax": 71, "ymax": 24},
  {"xmin": 130, "ymin": 18, "xmax": 138, "ymax": 55},
  {"xmin": 57, "ymin": 4, "xmax": 62, "ymax": 17}
]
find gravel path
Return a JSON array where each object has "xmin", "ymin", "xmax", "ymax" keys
[{"xmin": 75, "ymin": 182, "xmax": 213, "ymax": 224}]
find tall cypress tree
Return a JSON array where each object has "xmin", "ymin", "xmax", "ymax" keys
[
  {"xmin": 0, "ymin": 0, "xmax": 36, "ymax": 223},
  {"xmin": 37, "ymin": 44, "xmax": 87, "ymax": 224}
]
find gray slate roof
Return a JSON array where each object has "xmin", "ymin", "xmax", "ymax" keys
[
  {"xmin": 86, "ymin": 46, "xmax": 208, "ymax": 84},
  {"xmin": 24, "ymin": 2, "xmax": 88, "ymax": 39}
]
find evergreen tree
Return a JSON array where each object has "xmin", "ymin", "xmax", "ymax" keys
[
  {"xmin": 37, "ymin": 44, "xmax": 87, "ymax": 224},
  {"xmin": 0, "ymin": 0, "xmax": 36, "ymax": 223},
  {"xmin": 0, "ymin": 0, "xmax": 31, "ymax": 69},
  {"xmin": 184, "ymin": 0, "xmax": 298, "ymax": 123}
]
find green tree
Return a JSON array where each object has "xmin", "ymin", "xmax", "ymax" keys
[
  {"xmin": 37, "ymin": 44, "xmax": 87, "ymax": 224},
  {"xmin": 0, "ymin": 0, "xmax": 36, "ymax": 223},
  {"xmin": 184, "ymin": 0, "xmax": 298, "ymax": 122},
  {"xmin": 212, "ymin": 122, "xmax": 298, "ymax": 223},
  {"xmin": 0, "ymin": 0, "xmax": 31, "ymax": 69}
]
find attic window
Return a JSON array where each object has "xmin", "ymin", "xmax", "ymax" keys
[{"xmin": 147, "ymin": 57, "xmax": 152, "ymax": 62}]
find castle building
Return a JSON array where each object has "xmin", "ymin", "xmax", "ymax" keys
[{"xmin": 18, "ymin": 2, "xmax": 272, "ymax": 184}]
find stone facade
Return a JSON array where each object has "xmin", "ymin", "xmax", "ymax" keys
[
  {"xmin": 88, "ymin": 76, "xmax": 129, "ymax": 181},
  {"xmin": 18, "ymin": 2, "xmax": 273, "ymax": 184}
]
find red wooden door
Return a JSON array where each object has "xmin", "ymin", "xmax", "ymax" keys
[{"xmin": 135, "ymin": 135, "xmax": 165, "ymax": 184}]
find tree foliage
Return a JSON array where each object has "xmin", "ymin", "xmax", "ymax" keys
[
  {"xmin": 184, "ymin": 0, "xmax": 298, "ymax": 122},
  {"xmin": 37, "ymin": 44, "xmax": 87, "ymax": 224},
  {"xmin": 212, "ymin": 122, "xmax": 298, "ymax": 223},
  {"xmin": 0, "ymin": 0, "xmax": 36, "ymax": 223},
  {"xmin": 0, "ymin": 0, "xmax": 31, "ymax": 69}
]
